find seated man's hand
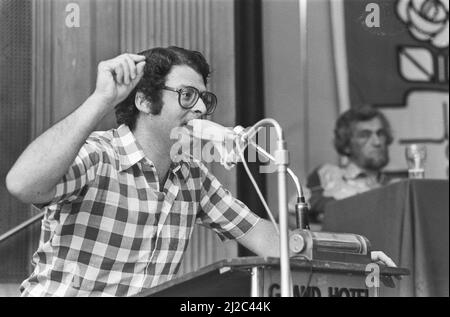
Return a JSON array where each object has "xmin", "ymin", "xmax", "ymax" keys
[{"xmin": 370, "ymin": 251, "xmax": 396, "ymax": 267}]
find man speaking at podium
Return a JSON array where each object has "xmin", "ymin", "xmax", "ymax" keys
[{"xmin": 6, "ymin": 47, "xmax": 395, "ymax": 296}]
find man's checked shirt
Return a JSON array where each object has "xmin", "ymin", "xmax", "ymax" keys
[{"xmin": 20, "ymin": 124, "xmax": 260, "ymax": 296}]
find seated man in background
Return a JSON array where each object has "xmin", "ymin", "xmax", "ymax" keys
[{"xmin": 306, "ymin": 105, "xmax": 398, "ymax": 224}]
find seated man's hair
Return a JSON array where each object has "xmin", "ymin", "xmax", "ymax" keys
[
  {"xmin": 334, "ymin": 105, "xmax": 393, "ymax": 156},
  {"xmin": 115, "ymin": 46, "xmax": 211, "ymax": 130}
]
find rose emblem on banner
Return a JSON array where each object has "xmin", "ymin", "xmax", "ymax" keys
[{"xmin": 397, "ymin": 0, "xmax": 449, "ymax": 48}]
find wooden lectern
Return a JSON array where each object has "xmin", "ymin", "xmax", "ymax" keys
[{"xmin": 135, "ymin": 257, "xmax": 408, "ymax": 297}]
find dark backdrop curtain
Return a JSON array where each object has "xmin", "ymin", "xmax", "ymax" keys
[
  {"xmin": 0, "ymin": 0, "xmax": 37, "ymax": 284},
  {"xmin": 234, "ymin": 0, "xmax": 267, "ymax": 256}
]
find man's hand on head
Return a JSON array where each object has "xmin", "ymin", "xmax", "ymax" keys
[{"xmin": 93, "ymin": 53, "xmax": 146, "ymax": 108}]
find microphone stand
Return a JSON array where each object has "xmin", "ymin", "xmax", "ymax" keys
[
  {"xmin": 244, "ymin": 118, "xmax": 292, "ymax": 297},
  {"xmin": 245, "ymin": 139, "xmax": 309, "ymax": 230}
]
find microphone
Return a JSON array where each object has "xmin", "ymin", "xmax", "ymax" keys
[
  {"xmin": 188, "ymin": 119, "xmax": 245, "ymax": 142},
  {"xmin": 186, "ymin": 119, "xmax": 247, "ymax": 169}
]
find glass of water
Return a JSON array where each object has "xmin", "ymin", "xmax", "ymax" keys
[{"xmin": 405, "ymin": 144, "xmax": 427, "ymax": 179}]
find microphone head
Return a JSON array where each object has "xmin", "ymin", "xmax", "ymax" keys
[
  {"xmin": 188, "ymin": 119, "xmax": 236, "ymax": 142},
  {"xmin": 186, "ymin": 119, "xmax": 242, "ymax": 169}
]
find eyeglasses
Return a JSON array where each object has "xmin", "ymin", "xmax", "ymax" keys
[
  {"xmin": 163, "ymin": 86, "xmax": 217, "ymax": 115},
  {"xmin": 354, "ymin": 129, "xmax": 388, "ymax": 143}
]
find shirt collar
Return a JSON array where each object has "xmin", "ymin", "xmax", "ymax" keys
[
  {"xmin": 343, "ymin": 161, "xmax": 371, "ymax": 180},
  {"xmin": 113, "ymin": 124, "xmax": 191, "ymax": 179},
  {"xmin": 343, "ymin": 161, "xmax": 386, "ymax": 184},
  {"xmin": 170, "ymin": 160, "xmax": 191, "ymax": 179},
  {"xmin": 113, "ymin": 125, "xmax": 146, "ymax": 172}
]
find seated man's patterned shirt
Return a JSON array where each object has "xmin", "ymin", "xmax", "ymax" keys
[
  {"xmin": 305, "ymin": 162, "xmax": 395, "ymax": 223},
  {"xmin": 20, "ymin": 124, "xmax": 260, "ymax": 297}
]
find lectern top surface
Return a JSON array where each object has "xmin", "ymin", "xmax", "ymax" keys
[{"xmin": 134, "ymin": 256, "xmax": 409, "ymax": 297}]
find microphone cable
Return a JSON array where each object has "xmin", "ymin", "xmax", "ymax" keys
[{"xmin": 236, "ymin": 140, "xmax": 280, "ymax": 235}]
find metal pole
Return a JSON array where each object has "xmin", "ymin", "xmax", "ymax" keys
[
  {"xmin": 298, "ymin": 0, "xmax": 309, "ymax": 171},
  {"xmin": 277, "ymin": 140, "xmax": 292, "ymax": 297},
  {"xmin": 0, "ymin": 212, "xmax": 44, "ymax": 244},
  {"xmin": 244, "ymin": 118, "xmax": 292, "ymax": 297},
  {"xmin": 250, "ymin": 266, "xmax": 264, "ymax": 297}
]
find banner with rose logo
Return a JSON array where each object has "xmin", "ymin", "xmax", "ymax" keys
[{"xmin": 334, "ymin": 0, "xmax": 449, "ymax": 178}]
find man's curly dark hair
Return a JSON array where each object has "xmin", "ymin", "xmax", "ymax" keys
[
  {"xmin": 334, "ymin": 105, "xmax": 393, "ymax": 157},
  {"xmin": 115, "ymin": 46, "xmax": 211, "ymax": 130}
]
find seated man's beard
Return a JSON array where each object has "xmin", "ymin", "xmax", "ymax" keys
[{"xmin": 363, "ymin": 152, "xmax": 389, "ymax": 171}]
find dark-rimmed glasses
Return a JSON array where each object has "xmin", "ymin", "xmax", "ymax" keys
[{"xmin": 163, "ymin": 86, "xmax": 217, "ymax": 115}]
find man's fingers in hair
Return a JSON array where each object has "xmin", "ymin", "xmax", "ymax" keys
[
  {"xmin": 124, "ymin": 54, "xmax": 137, "ymax": 80},
  {"xmin": 130, "ymin": 61, "xmax": 146, "ymax": 86},
  {"xmin": 126, "ymin": 54, "xmax": 146, "ymax": 63},
  {"xmin": 120, "ymin": 59, "xmax": 131, "ymax": 85},
  {"xmin": 114, "ymin": 64, "xmax": 124, "ymax": 85}
]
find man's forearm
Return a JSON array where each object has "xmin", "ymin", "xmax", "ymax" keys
[
  {"xmin": 6, "ymin": 94, "xmax": 111, "ymax": 204},
  {"xmin": 238, "ymin": 218, "xmax": 282, "ymax": 257}
]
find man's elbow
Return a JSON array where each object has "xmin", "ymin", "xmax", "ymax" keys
[{"xmin": 5, "ymin": 170, "xmax": 37, "ymax": 204}]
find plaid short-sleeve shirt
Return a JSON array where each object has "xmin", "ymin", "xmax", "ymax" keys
[{"xmin": 20, "ymin": 124, "xmax": 260, "ymax": 297}]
